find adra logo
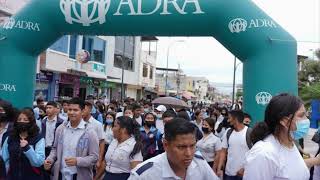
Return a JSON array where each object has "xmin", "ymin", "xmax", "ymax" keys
[
  {"xmin": 2, "ymin": 18, "xmax": 40, "ymax": 31},
  {"xmin": 229, "ymin": 17, "xmax": 277, "ymax": 34},
  {"xmin": 60, "ymin": 0, "xmax": 204, "ymax": 26},
  {"xmin": 0, "ymin": 83, "xmax": 16, "ymax": 92}
]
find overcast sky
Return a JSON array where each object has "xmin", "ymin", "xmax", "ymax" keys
[{"xmin": 156, "ymin": 0, "xmax": 320, "ymax": 87}]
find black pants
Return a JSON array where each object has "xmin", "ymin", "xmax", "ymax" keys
[
  {"xmin": 103, "ymin": 171, "xmax": 130, "ymax": 180},
  {"xmin": 58, "ymin": 172, "xmax": 77, "ymax": 180},
  {"xmin": 224, "ymin": 174, "xmax": 243, "ymax": 180}
]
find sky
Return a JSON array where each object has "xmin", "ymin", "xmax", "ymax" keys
[{"xmin": 156, "ymin": 0, "xmax": 320, "ymax": 93}]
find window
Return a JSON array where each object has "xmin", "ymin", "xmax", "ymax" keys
[
  {"xmin": 69, "ymin": 35, "xmax": 78, "ymax": 59},
  {"xmin": 149, "ymin": 66, "xmax": 153, "ymax": 79},
  {"xmin": 114, "ymin": 36, "xmax": 135, "ymax": 71},
  {"xmin": 143, "ymin": 64, "xmax": 148, "ymax": 77},
  {"xmin": 49, "ymin": 36, "xmax": 69, "ymax": 54},
  {"xmin": 82, "ymin": 36, "xmax": 106, "ymax": 63}
]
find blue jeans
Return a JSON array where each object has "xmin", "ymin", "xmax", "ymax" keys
[{"xmin": 224, "ymin": 174, "xmax": 243, "ymax": 180}]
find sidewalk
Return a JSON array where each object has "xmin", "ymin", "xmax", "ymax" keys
[{"xmin": 304, "ymin": 128, "xmax": 319, "ymax": 157}]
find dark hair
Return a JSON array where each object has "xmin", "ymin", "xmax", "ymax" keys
[
  {"xmin": 84, "ymin": 101, "xmax": 93, "ymax": 108},
  {"xmin": 251, "ymin": 93, "xmax": 303, "ymax": 144},
  {"xmin": 131, "ymin": 103, "xmax": 142, "ymax": 111},
  {"xmin": 36, "ymin": 98, "xmax": 44, "ymax": 104},
  {"xmin": 162, "ymin": 110, "xmax": 177, "ymax": 119},
  {"xmin": 229, "ymin": 110, "xmax": 244, "ymax": 123},
  {"xmin": 62, "ymin": 100, "xmax": 69, "ymax": 105},
  {"xmin": 116, "ymin": 116, "xmax": 142, "ymax": 158},
  {"xmin": 46, "ymin": 101, "xmax": 58, "ymax": 108},
  {"xmin": 95, "ymin": 101, "xmax": 105, "ymax": 114},
  {"xmin": 69, "ymin": 98, "xmax": 85, "ymax": 110},
  {"xmin": 244, "ymin": 113, "xmax": 252, "ymax": 120},
  {"xmin": 194, "ymin": 110, "xmax": 201, "ymax": 117},
  {"xmin": 204, "ymin": 117, "xmax": 216, "ymax": 133},
  {"xmin": 0, "ymin": 100, "xmax": 18, "ymax": 123},
  {"xmin": 124, "ymin": 105, "xmax": 133, "ymax": 112},
  {"xmin": 177, "ymin": 111, "xmax": 190, "ymax": 121},
  {"xmin": 144, "ymin": 112, "xmax": 156, "ymax": 122},
  {"xmin": 221, "ymin": 107, "xmax": 229, "ymax": 116},
  {"xmin": 165, "ymin": 118, "xmax": 196, "ymax": 142},
  {"xmin": 216, "ymin": 117, "xmax": 231, "ymax": 133},
  {"xmin": 12, "ymin": 108, "xmax": 39, "ymax": 138}
]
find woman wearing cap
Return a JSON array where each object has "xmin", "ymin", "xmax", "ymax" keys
[{"xmin": 154, "ymin": 105, "xmax": 166, "ymax": 134}]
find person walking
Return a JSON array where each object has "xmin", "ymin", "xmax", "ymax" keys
[
  {"xmin": 2, "ymin": 108, "xmax": 45, "ymax": 180},
  {"xmin": 44, "ymin": 98, "xmax": 99, "ymax": 180},
  {"xmin": 243, "ymin": 93, "xmax": 310, "ymax": 180},
  {"xmin": 104, "ymin": 116, "xmax": 143, "ymax": 180}
]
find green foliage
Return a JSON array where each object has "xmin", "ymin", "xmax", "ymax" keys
[{"xmin": 298, "ymin": 58, "xmax": 320, "ymax": 107}]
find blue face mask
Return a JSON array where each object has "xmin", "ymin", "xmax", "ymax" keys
[
  {"xmin": 292, "ymin": 119, "xmax": 310, "ymax": 140},
  {"xmin": 105, "ymin": 119, "xmax": 113, "ymax": 125}
]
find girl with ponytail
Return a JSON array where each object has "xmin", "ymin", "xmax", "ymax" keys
[
  {"xmin": 103, "ymin": 116, "xmax": 143, "ymax": 180},
  {"xmin": 243, "ymin": 93, "xmax": 311, "ymax": 180}
]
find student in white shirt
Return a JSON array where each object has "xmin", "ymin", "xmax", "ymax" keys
[
  {"xmin": 196, "ymin": 117, "xmax": 222, "ymax": 168},
  {"xmin": 104, "ymin": 116, "xmax": 143, "ymax": 180},
  {"xmin": 243, "ymin": 93, "xmax": 310, "ymax": 180},
  {"xmin": 216, "ymin": 110, "xmax": 251, "ymax": 180},
  {"xmin": 83, "ymin": 101, "xmax": 106, "ymax": 174},
  {"xmin": 128, "ymin": 118, "xmax": 219, "ymax": 180}
]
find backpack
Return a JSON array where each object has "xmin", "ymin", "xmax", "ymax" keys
[{"xmin": 226, "ymin": 127, "xmax": 253, "ymax": 149}]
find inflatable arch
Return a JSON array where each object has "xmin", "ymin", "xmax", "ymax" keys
[{"xmin": 0, "ymin": 0, "xmax": 297, "ymax": 123}]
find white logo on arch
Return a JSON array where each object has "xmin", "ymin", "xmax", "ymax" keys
[
  {"xmin": 228, "ymin": 18, "xmax": 247, "ymax": 33},
  {"xmin": 255, "ymin": 92, "xmax": 272, "ymax": 105},
  {"xmin": 60, "ymin": 0, "xmax": 111, "ymax": 26}
]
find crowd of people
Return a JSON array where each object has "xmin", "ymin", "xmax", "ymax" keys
[{"xmin": 0, "ymin": 93, "xmax": 320, "ymax": 180}]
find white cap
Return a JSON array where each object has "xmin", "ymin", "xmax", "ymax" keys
[{"xmin": 155, "ymin": 105, "xmax": 167, "ymax": 113}]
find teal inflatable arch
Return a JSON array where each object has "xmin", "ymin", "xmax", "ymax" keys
[{"xmin": 0, "ymin": 0, "xmax": 297, "ymax": 123}]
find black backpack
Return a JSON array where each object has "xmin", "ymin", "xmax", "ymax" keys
[{"xmin": 226, "ymin": 127, "xmax": 253, "ymax": 149}]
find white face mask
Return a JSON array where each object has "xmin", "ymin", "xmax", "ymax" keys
[{"xmin": 156, "ymin": 114, "xmax": 162, "ymax": 119}]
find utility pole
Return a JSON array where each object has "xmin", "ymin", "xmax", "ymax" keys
[{"xmin": 120, "ymin": 36, "xmax": 126, "ymax": 102}]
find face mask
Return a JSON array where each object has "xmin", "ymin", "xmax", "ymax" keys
[
  {"xmin": 0, "ymin": 113, "xmax": 7, "ymax": 123},
  {"xmin": 105, "ymin": 118, "xmax": 113, "ymax": 125},
  {"xmin": 291, "ymin": 119, "xmax": 310, "ymax": 140},
  {"xmin": 201, "ymin": 127, "xmax": 210, "ymax": 134},
  {"xmin": 156, "ymin": 114, "xmax": 162, "ymax": 119},
  {"xmin": 15, "ymin": 122, "xmax": 31, "ymax": 132},
  {"xmin": 145, "ymin": 121, "xmax": 155, "ymax": 128},
  {"xmin": 144, "ymin": 108, "xmax": 149, "ymax": 113}
]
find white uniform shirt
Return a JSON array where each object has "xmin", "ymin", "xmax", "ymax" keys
[
  {"xmin": 45, "ymin": 116, "xmax": 57, "ymax": 147},
  {"xmin": 61, "ymin": 120, "xmax": 86, "ymax": 179},
  {"xmin": 156, "ymin": 119, "xmax": 164, "ymax": 134},
  {"xmin": 87, "ymin": 116, "xmax": 105, "ymax": 141},
  {"xmin": 128, "ymin": 152, "xmax": 219, "ymax": 180},
  {"xmin": 222, "ymin": 126, "xmax": 249, "ymax": 176},
  {"xmin": 104, "ymin": 126, "xmax": 114, "ymax": 145},
  {"xmin": 135, "ymin": 116, "xmax": 143, "ymax": 126},
  {"xmin": 105, "ymin": 136, "xmax": 143, "ymax": 173},
  {"xmin": 196, "ymin": 133, "xmax": 222, "ymax": 162},
  {"xmin": 243, "ymin": 135, "xmax": 310, "ymax": 180}
]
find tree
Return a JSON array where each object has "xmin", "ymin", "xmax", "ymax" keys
[{"xmin": 298, "ymin": 58, "xmax": 320, "ymax": 107}]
